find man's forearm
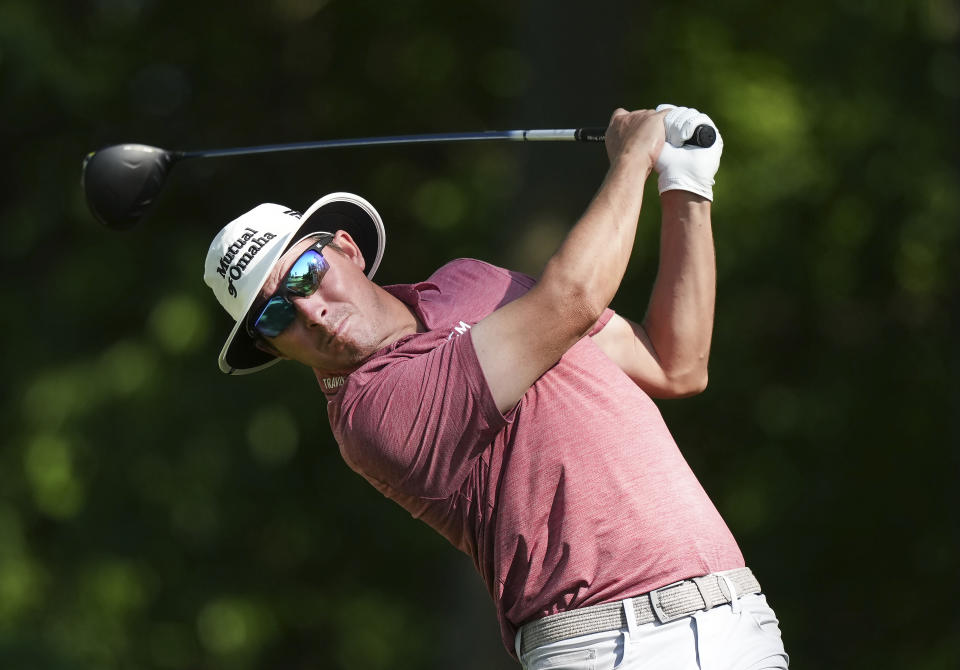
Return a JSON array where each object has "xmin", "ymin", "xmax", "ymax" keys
[
  {"xmin": 641, "ymin": 190, "xmax": 716, "ymax": 390},
  {"xmin": 540, "ymin": 154, "xmax": 651, "ymax": 323},
  {"xmin": 470, "ymin": 109, "xmax": 666, "ymax": 413},
  {"xmin": 536, "ymin": 109, "xmax": 666, "ymax": 334}
]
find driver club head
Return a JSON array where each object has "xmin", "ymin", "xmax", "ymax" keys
[{"xmin": 81, "ymin": 144, "xmax": 178, "ymax": 230}]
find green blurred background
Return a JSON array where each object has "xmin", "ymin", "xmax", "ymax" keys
[{"xmin": 1, "ymin": 0, "xmax": 958, "ymax": 668}]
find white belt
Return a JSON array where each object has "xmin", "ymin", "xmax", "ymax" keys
[{"xmin": 518, "ymin": 567, "xmax": 761, "ymax": 656}]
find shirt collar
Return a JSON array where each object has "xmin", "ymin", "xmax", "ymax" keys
[
  {"xmin": 316, "ymin": 280, "xmax": 440, "ymax": 397},
  {"xmin": 384, "ymin": 281, "xmax": 440, "ymax": 330}
]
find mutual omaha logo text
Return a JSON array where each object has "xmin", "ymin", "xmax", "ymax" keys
[{"xmin": 216, "ymin": 227, "xmax": 277, "ymax": 297}]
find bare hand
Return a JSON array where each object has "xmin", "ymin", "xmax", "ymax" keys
[{"xmin": 604, "ymin": 108, "xmax": 668, "ymax": 173}]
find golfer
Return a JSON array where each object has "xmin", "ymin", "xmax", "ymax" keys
[{"xmin": 203, "ymin": 106, "xmax": 789, "ymax": 669}]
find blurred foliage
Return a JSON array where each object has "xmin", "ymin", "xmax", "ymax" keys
[{"xmin": 1, "ymin": 0, "xmax": 958, "ymax": 668}]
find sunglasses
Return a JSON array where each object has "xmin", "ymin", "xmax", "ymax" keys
[{"xmin": 247, "ymin": 237, "xmax": 332, "ymax": 339}]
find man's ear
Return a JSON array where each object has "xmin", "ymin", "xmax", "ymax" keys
[{"xmin": 331, "ymin": 229, "xmax": 367, "ymax": 270}]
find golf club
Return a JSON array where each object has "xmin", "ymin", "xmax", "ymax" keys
[{"xmin": 81, "ymin": 125, "xmax": 717, "ymax": 231}]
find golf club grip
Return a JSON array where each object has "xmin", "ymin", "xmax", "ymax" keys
[{"xmin": 576, "ymin": 124, "xmax": 717, "ymax": 148}]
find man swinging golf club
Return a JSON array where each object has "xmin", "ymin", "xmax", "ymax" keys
[{"xmin": 202, "ymin": 105, "xmax": 789, "ymax": 669}]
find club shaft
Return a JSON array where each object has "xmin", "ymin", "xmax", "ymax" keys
[{"xmin": 179, "ymin": 129, "xmax": 608, "ymax": 160}]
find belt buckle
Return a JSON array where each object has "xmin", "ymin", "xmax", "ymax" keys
[{"xmin": 648, "ymin": 580, "xmax": 687, "ymax": 624}]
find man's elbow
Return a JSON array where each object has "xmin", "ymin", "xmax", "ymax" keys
[
  {"xmin": 661, "ymin": 367, "xmax": 709, "ymax": 398},
  {"xmin": 536, "ymin": 275, "xmax": 607, "ymax": 336},
  {"xmin": 680, "ymin": 370, "xmax": 709, "ymax": 397}
]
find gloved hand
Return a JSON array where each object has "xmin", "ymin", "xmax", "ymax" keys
[{"xmin": 654, "ymin": 104, "xmax": 723, "ymax": 201}]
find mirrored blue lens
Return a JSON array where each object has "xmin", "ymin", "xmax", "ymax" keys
[
  {"xmin": 286, "ymin": 250, "xmax": 328, "ymax": 297},
  {"xmin": 252, "ymin": 296, "xmax": 296, "ymax": 338},
  {"xmin": 249, "ymin": 244, "xmax": 331, "ymax": 339}
]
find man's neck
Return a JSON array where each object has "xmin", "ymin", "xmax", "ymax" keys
[
  {"xmin": 387, "ymin": 290, "xmax": 426, "ymax": 340},
  {"xmin": 364, "ymin": 283, "xmax": 425, "ymax": 355}
]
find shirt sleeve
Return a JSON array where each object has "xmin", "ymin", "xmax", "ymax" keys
[
  {"xmin": 333, "ymin": 330, "xmax": 508, "ymax": 500},
  {"xmin": 589, "ymin": 308, "xmax": 615, "ymax": 336}
]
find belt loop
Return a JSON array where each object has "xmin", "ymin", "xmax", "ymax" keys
[
  {"xmin": 515, "ymin": 626, "xmax": 524, "ymax": 663},
  {"xmin": 717, "ymin": 574, "xmax": 731, "ymax": 600},
  {"xmin": 622, "ymin": 597, "xmax": 639, "ymax": 636},
  {"xmin": 720, "ymin": 574, "xmax": 740, "ymax": 614}
]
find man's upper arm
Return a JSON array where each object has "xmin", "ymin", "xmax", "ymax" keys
[
  {"xmin": 470, "ymin": 279, "xmax": 602, "ymax": 413},
  {"xmin": 590, "ymin": 311, "xmax": 705, "ymax": 398}
]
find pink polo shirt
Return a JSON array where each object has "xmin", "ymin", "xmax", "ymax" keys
[{"xmin": 318, "ymin": 259, "xmax": 743, "ymax": 657}]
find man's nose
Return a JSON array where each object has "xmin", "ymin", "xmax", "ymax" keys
[{"xmin": 292, "ymin": 294, "xmax": 328, "ymax": 328}]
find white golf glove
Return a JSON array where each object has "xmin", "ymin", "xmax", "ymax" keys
[{"xmin": 654, "ymin": 103, "xmax": 723, "ymax": 201}]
